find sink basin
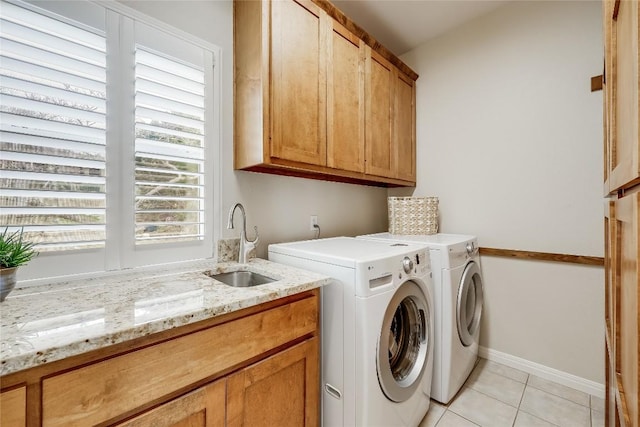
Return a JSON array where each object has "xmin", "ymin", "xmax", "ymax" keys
[{"xmin": 206, "ymin": 270, "xmax": 276, "ymax": 287}]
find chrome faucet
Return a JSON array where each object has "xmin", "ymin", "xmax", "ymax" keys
[{"xmin": 227, "ymin": 203, "xmax": 259, "ymax": 263}]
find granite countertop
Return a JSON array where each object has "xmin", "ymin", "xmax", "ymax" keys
[{"xmin": 0, "ymin": 258, "xmax": 329, "ymax": 376}]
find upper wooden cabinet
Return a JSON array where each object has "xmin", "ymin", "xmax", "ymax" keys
[
  {"xmin": 234, "ymin": 0, "xmax": 418, "ymax": 187},
  {"xmin": 394, "ymin": 71, "xmax": 417, "ymax": 182},
  {"xmin": 603, "ymin": 0, "xmax": 640, "ymax": 194},
  {"xmin": 365, "ymin": 49, "xmax": 395, "ymax": 178},
  {"xmin": 327, "ymin": 20, "xmax": 365, "ymax": 174},
  {"xmin": 270, "ymin": 0, "xmax": 327, "ymax": 167},
  {"xmin": 363, "ymin": 49, "xmax": 417, "ymax": 182}
]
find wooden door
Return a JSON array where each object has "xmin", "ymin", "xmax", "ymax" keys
[
  {"xmin": 114, "ymin": 380, "xmax": 225, "ymax": 427},
  {"xmin": 270, "ymin": 0, "xmax": 327, "ymax": 167},
  {"xmin": 605, "ymin": 0, "xmax": 640, "ymax": 192},
  {"xmin": 365, "ymin": 48, "xmax": 395, "ymax": 178},
  {"xmin": 611, "ymin": 191, "xmax": 639, "ymax": 426},
  {"xmin": 0, "ymin": 387, "xmax": 26, "ymax": 427},
  {"xmin": 227, "ymin": 338, "xmax": 319, "ymax": 427},
  {"xmin": 327, "ymin": 21, "xmax": 364, "ymax": 173},
  {"xmin": 394, "ymin": 71, "xmax": 416, "ymax": 183}
]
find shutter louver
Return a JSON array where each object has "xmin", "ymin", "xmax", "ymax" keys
[
  {"xmin": 0, "ymin": 1, "xmax": 107, "ymax": 251},
  {"xmin": 134, "ymin": 46, "xmax": 205, "ymax": 244}
]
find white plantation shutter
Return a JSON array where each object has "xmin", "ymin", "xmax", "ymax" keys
[
  {"xmin": 134, "ymin": 46, "xmax": 206, "ymax": 245},
  {"xmin": 0, "ymin": 0, "xmax": 218, "ymax": 281},
  {"xmin": 0, "ymin": 1, "xmax": 107, "ymax": 251}
]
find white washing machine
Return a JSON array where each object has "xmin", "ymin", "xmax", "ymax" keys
[
  {"xmin": 268, "ymin": 237, "xmax": 435, "ymax": 427},
  {"xmin": 358, "ymin": 233, "xmax": 484, "ymax": 404}
]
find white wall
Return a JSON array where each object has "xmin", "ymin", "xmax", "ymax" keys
[
  {"xmin": 118, "ymin": 0, "xmax": 388, "ymax": 257},
  {"xmin": 395, "ymin": 1, "xmax": 604, "ymax": 383}
]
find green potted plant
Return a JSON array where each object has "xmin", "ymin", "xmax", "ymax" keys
[{"xmin": 0, "ymin": 227, "xmax": 38, "ymax": 302}]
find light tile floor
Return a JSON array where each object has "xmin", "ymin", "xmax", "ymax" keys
[{"xmin": 419, "ymin": 358, "xmax": 604, "ymax": 427}]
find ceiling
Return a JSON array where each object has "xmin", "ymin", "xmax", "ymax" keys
[{"xmin": 331, "ymin": 0, "xmax": 509, "ymax": 56}]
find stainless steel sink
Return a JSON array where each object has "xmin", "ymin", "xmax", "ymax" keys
[{"xmin": 205, "ymin": 270, "xmax": 276, "ymax": 287}]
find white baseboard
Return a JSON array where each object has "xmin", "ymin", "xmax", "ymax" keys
[{"xmin": 479, "ymin": 346, "xmax": 605, "ymax": 399}]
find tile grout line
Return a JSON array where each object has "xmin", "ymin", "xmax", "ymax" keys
[
  {"xmin": 430, "ymin": 404, "xmax": 445, "ymax": 427},
  {"xmin": 466, "ymin": 360, "xmax": 529, "ymax": 427},
  {"xmin": 523, "ymin": 373, "xmax": 591, "ymax": 427},
  {"xmin": 526, "ymin": 382, "xmax": 591, "ymax": 409},
  {"xmin": 452, "ymin": 386, "xmax": 519, "ymax": 427},
  {"xmin": 516, "ymin": 374, "xmax": 529, "ymax": 409},
  {"xmin": 449, "ymin": 409, "xmax": 482, "ymax": 427},
  {"xmin": 467, "ymin": 386, "xmax": 520, "ymax": 410},
  {"xmin": 510, "ymin": 374, "xmax": 530, "ymax": 427},
  {"xmin": 520, "ymin": 376, "xmax": 563, "ymax": 427},
  {"xmin": 518, "ymin": 374, "xmax": 560, "ymax": 427},
  {"xmin": 481, "ymin": 367, "xmax": 529, "ymax": 386},
  {"xmin": 517, "ymin": 408, "xmax": 562, "ymax": 427},
  {"xmin": 473, "ymin": 361, "xmax": 593, "ymax": 427},
  {"xmin": 520, "ymin": 385, "xmax": 592, "ymax": 427}
]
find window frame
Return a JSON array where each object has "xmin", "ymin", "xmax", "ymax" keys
[{"xmin": 4, "ymin": 0, "xmax": 223, "ymax": 285}]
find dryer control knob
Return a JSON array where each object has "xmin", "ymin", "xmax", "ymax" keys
[
  {"xmin": 402, "ymin": 256, "xmax": 414, "ymax": 274},
  {"xmin": 466, "ymin": 242, "xmax": 475, "ymax": 255}
]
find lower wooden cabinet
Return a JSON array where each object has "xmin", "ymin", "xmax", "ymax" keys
[
  {"xmin": 0, "ymin": 290, "xmax": 319, "ymax": 427},
  {"xmin": 115, "ymin": 381, "xmax": 226, "ymax": 427},
  {"xmin": 605, "ymin": 192, "xmax": 639, "ymax": 427},
  {"xmin": 0, "ymin": 387, "xmax": 26, "ymax": 427},
  {"xmin": 227, "ymin": 338, "xmax": 319, "ymax": 427},
  {"xmin": 116, "ymin": 338, "xmax": 319, "ymax": 427}
]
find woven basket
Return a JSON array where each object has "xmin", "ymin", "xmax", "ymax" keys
[{"xmin": 388, "ymin": 197, "xmax": 439, "ymax": 235}]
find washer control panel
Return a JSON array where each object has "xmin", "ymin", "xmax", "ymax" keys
[
  {"xmin": 466, "ymin": 241, "xmax": 478, "ymax": 256},
  {"xmin": 448, "ymin": 239, "xmax": 479, "ymax": 267},
  {"xmin": 402, "ymin": 250, "xmax": 430, "ymax": 277},
  {"xmin": 361, "ymin": 249, "xmax": 430, "ymax": 293}
]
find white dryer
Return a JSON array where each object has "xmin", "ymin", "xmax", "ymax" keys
[
  {"xmin": 268, "ymin": 237, "xmax": 435, "ymax": 426},
  {"xmin": 358, "ymin": 233, "xmax": 484, "ymax": 404}
]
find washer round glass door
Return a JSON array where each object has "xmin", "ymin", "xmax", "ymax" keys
[
  {"xmin": 377, "ymin": 280, "xmax": 431, "ymax": 403},
  {"xmin": 456, "ymin": 261, "xmax": 484, "ymax": 347}
]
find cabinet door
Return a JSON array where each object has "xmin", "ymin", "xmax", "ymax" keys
[
  {"xmin": 0, "ymin": 387, "xmax": 26, "ymax": 427},
  {"xmin": 270, "ymin": 0, "xmax": 327, "ymax": 167},
  {"xmin": 114, "ymin": 381, "xmax": 225, "ymax": 427},
  {"xmin": 603, "ymin": 0, "xmax": 614, "ymax": 194},
  {"xmin": 365, "ymin": 48, "xmax": 395, "ymax": 178},
  {"xmin": 605, "ymin": 0, "xmax": 640, "ymax": 192},
  {"xmin": 394, "ymin": 71, "xmax": 416, "ymax": 183},
  {"xmin": 327, "ymin": 21, "xmax": 364, "ymax": 173},
  {"xmin": 604, "ymin": 200, "xmax": 619, "ymax": 427},
  {"xmin": 612, "ymin": 191, "xmax": 639, "ymax": 426},
  {"xmin": 227, "ymin": 338, "xmax": 319, "ymax": 427}
]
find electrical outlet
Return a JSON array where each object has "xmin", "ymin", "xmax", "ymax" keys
[{"xmin": 310, "ymin": 215, "xmax": 318, "ymax": 231}]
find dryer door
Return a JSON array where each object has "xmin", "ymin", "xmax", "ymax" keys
[
  {"xmin": 377, "ymin": 280, "xmax": 431, "ymax": 403},
  {"xmin": 456, "ymin": 261, "xmax": 484, "ymax": 347}
]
